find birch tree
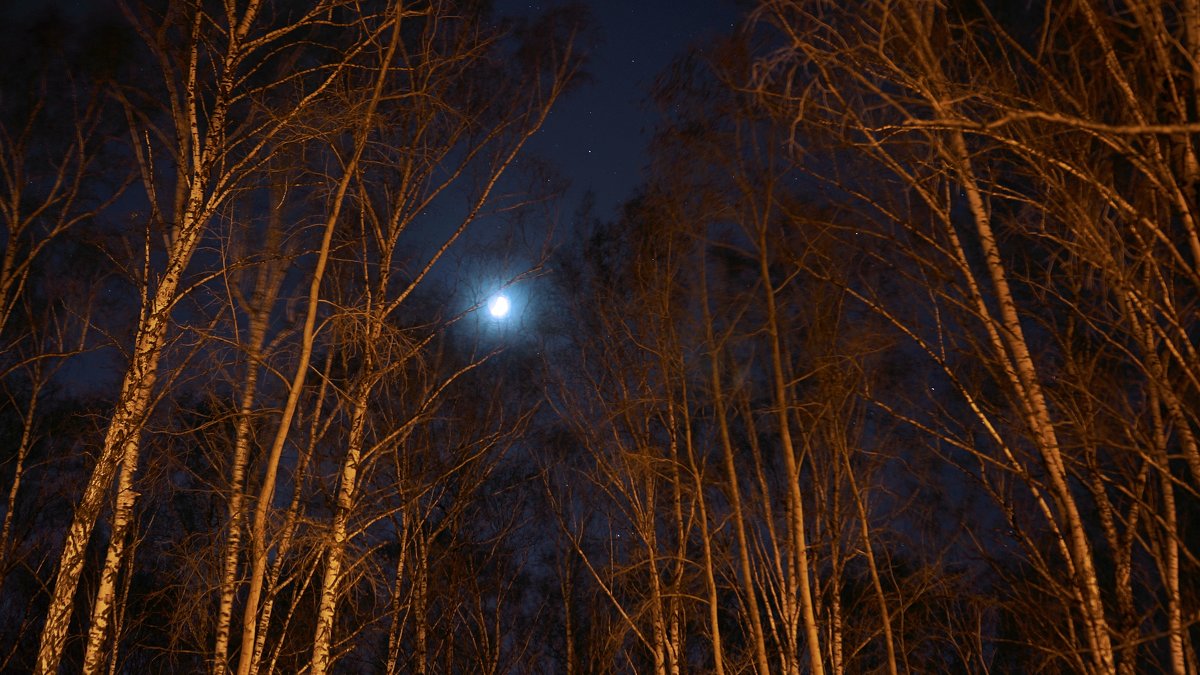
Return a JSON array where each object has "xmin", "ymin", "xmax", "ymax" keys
[
  {"xmin": 751, "ymin": 0, "xmax": 1200, "ymax": 669},
  {"xmin": 302, "ymin": 4, "xmax": 582, "ymax": 671},
  {"xmin": 34, "ymin": 2, "xmax": 366, "ymax": 672}
]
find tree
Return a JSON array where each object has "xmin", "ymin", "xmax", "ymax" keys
[
  {"xmin": 750, "ymin": 0, "xmax": 1200, "ymax": 670},
  {"xmin": 301, "ymin": 5, "xmax": 581, "ymax": 671},
  {"xmin": 35, "ymin": 2, "xmax": 371, "ymax": 672}
]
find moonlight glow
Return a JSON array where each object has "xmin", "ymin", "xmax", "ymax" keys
[{"xmin": 488, "ymin": 295, "xmax": 511, "ymax": 318}]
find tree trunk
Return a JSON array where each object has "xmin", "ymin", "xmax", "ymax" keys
[
  {"xmin": 39, "ymin": 183, "xmax": 208, "ymax": 675},
  {"xmin": 308, "ymin": 388, "xmax": 370, "ymax": 675},
  {"xmin": 757, "ymin": 212, "xmax": 825, "ymax": 675},
  {"xmin": 212, "ymin": 221, "xmax": 283, "ymax": 675}
]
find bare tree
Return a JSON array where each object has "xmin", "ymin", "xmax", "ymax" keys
[
  {"xmin": 301, "ymin": 4, "xmax": 581, "ymax": 671},
  {"xmin": 750, "ymin": 0, "xmax": 1200, "ymax": 670},
  {"xmin": 34, "ymin": 2, "xmax": 370, "ymax": 672}
]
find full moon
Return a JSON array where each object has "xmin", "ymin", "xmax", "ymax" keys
[{"xmin": 488, "ymin": 295, "xmax": 511, "ymax": 318}]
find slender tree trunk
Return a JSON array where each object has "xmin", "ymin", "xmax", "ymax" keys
[
  {"xmin": 414, "ymin": 532, "xmax": 429, "ymax": 675},
  {"xmin": 842, "ymin": 452, "xmax": 898, "ymax": 675},
  {"xmin": 212, "ymin": 222, "xmax": 283, "ymax": 675},
  {"xmin": 756, "ymin": 213, "xmax": 825, "ymax": 675},
  {"xmin": 945, "ymin": 126, "xmax": 1115, "ymax": 672},
  {"xmin": 712, "ymin": 359, "xmax": 771, "ymax": 673},
  {"xmin": 893, "ymin": 3, "xmax": 1116, "ymax": 664},
  {"xmin": 1156, "ymin": 451, "xmax": 1187, "ymax": 675},
  {"xmin": 738, "ymin": 385, "xmax": 797, "ymax": 674},
  {"xmin": 104, "ymin": 513, "xmax": 139, "ymax": 675},
  {"xmin": 700, "ymin": 258, "xmax": 771, "ymax": 674},
  {"xmin": 666, "ymin": 466, "xmax": 684, "ymax": 675},
  {"xmin": 1149, "ymin": 360, "xmax": 1187, "ymax": 675},
  {"xmin": 248, "ymin": 378, "xmax": 325, "ymax": 675},
  {"xmin": 641, "ymin": 471, "xmax": 669, "ymax": 675},
  {"xmin": 40, "ymin": 1, "xmax": 278, "ymax": 668},
  {"xmin": 233, "ymin": 31, "xmax": 387, "ymax": 671},
  {"xmin": 308, "ymin": 386, "xmax": 370, "ymax": 675},
  {"xmin": 678, "ymin": 378, "xmax": 724, "ymax": 675},
  {"xmin": 823, "ymin": 468, "xmax": 843, "ymax": 675},
  {"xmin": 304, "ymin": 10, "xmax": 408, "ymax": 671},
  {"xmin": 0, "ymin": 369, "xmax": 40, "ymax": 579},
  {"xmin": 560, "ymin": 552, "xmax": 577, "ymax": 675},
  {"xmin": 384, "ymin": 511, "xmax": 412, "ymax": 675},
  {"xmin": 79, "ymin": 436, "xmax": 139, "ymax": 675}
]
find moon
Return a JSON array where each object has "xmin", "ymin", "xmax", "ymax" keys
[{"xmin": 488, "ymin": 295, "xmax": 511, "ymax": 318}]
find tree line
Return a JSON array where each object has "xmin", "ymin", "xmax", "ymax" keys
[{"xmin": 0, "ymin": 0, "xmax": 1196, "ymax": 673}]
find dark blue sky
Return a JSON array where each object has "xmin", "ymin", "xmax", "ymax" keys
[{"xmin": 497, "ymin": 0, "xmax": 743, "ymax": 221}]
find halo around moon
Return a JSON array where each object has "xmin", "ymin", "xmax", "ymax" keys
[{"xmin": 488, "ymin": 295, "xmax": 511, "ymax": 318}]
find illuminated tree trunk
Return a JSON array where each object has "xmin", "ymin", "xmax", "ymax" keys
[
  {"xmin": 1150, "ymin": 392, "xmax": 1187, "ymax": 675},
  {"xmin": 303, "ymin": 4, "xmax": 576, "ymax": 668},
  {"xmin": 212, "ymin": 213, "xmax": 285, "ymax": 675},
  {"xmin": 676, "ymin": 379, "xmax": 724, "ymax": 675},
  {"xmin": 644, "ymin": 475, "xmax": 670, "ymax": 675},
  {"xmin": 889, "ymin": 25, "xmax": 1113, "ymax": 658},
  {"xmin": 308, "ymin": 386, "xmax": 370, "ymax": 675},
  {"xmin": 37, "ymin": 0, "xmax": 352, "ymax": 670},
  {"xmin": 939, "ymin": 126, "xmax": 1115, "ymax": 671},
  {"xmin": 703, "ymin": 321, "xmax": 771, "ymax": 674},
  {"xmin": 736, "ymin": 384, "xmax": 800, "ymax": 674},
  {"xmin": 755, "ymin": 206, "xmax": 825, "ymax": 675},
  {"xmin": 0, "ymin": 78, "xmax": 103, "ymax": 592},
  {"xmin": 232, "ymin": 9, "xmax": 390, "ymax": 668},
  {"xmin": 842, "ymin": 455, "xmax": 898, "ymax": 675},
  {"xmin": 246, "ymin": 364, "xmax": 327, "ymax": 675},
  {"xmin": 233, "ymin": 121, "xmax": 365, "ymax": 675},
  {"xmin": 0, "ymin": 364, "xmax": 45, "ymax": 585},
  {"xmin": 384, "ymin": 511, "xmax": 413, "ymax": 675},
  {"xmin": 74, "ymin": 6, "xmax": 238, "ymax": 657},
  {"xmin": 414, "ymin": 533, "xmax": 429, "ymax": 675},
  {"xmin": 302, "ymin": 51, "xmax": 390, "ymax": 675},
  {"xmin": 44, "ymin": 178, "xmax": 207, "ymax": 675}
]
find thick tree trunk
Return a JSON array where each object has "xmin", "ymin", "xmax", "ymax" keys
[{"xmin": 39, "ymin": 184, "xmax": 208, "ymax": 675}]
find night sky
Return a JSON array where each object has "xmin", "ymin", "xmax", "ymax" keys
[{"xmin": 496, "ymin": 1, "xmax": 742, "ymax": 222}]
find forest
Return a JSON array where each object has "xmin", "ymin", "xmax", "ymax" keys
[{"xmin": 0, "ymin": 0, "xmax": 1197, "ymax": 672}]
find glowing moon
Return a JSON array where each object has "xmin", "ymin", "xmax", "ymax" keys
[{"xmin": 488, "ymin": 295, "xmax": 511, "ymax": 318}]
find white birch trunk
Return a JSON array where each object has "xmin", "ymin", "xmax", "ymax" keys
[
  {"xmin": 212, "ymin": 245, "xmax": 280, "ymax": 675},
  {"xmin": 233, "ymin": 50, "xmax": 383, "ymax": 675},
  {"xmin": 38, "ymin": 183, "xmax": 207, "ymax": 675},
  {"xmin": 308, "ymin": 390, "xmax": 369, "ymax": 675}
]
